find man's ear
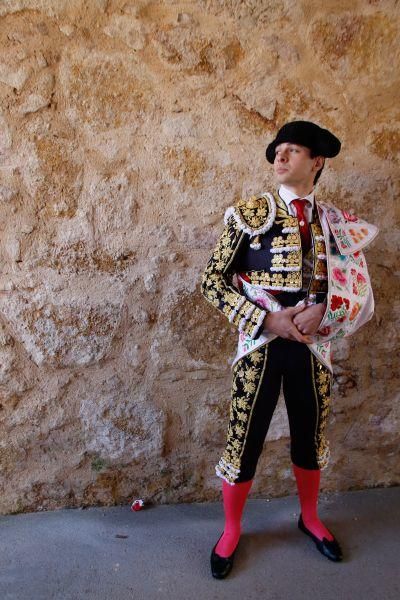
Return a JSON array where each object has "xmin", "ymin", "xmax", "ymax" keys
[{"xmin": 314, "ymin": 156, "xmax": 325, "ymax": 171}]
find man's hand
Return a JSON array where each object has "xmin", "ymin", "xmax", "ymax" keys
[
  {"xmin": 263, "ymin": 304, "xmax": 312, "ymax": 344},
  {"xmin": 293, "ymin": 302, "xmax": 326, "ymax": 336}
]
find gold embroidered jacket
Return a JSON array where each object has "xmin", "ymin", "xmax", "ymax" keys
[{"xmin": 201, "ymin": 191, "xmax": 328, "ymax": 340}]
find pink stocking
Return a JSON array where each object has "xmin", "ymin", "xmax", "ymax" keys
[
  {"xmin": 293, "ymin": 464, "xmax": 333, "ymax": 541},
  {"xmin": 215, "ymin": 479, "xmax": 253, "ymax": 558}
]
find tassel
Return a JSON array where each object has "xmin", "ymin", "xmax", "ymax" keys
[{"xmin": 250, "ymin": 235, "xmax": 261, "ymax": 250}]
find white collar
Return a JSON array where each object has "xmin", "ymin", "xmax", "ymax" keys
[{"xmin": 278, "ymin": 184, "xmax": 315, "ymax": 209}]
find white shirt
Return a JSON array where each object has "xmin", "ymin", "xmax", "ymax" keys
[{"xmin": 278, "ymin": 184, "xmax": 315, "ymax": 223}]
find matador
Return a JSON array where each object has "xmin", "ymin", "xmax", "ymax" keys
[{"xmin": 201, "ymin": 120, "xmax": 378, "ymax": 579}]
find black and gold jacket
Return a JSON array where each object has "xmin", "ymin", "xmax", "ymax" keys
[{"xmin": 201, "ymin": 191, "xmax": 328, "ymax": 340}]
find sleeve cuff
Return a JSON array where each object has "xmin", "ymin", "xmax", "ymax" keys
[
  {"xmin": 232, "ymin": 304, "xmax": 266, "ymax": 339},
  {"xmin": 244, "ymin": 307, "xmax": 267, "ymax": 340}
]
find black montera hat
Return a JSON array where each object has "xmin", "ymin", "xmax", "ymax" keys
[{"xmin": 266, "ymin": 120, "xmax": 341, "ymax": 163}]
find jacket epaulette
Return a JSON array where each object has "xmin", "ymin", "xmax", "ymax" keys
[{"xmin": 224, "ymin": 192, "xmax": 277, "ymax": 236}]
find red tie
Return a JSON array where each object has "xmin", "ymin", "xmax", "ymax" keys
[{"xmin": 291, "ymin": 199, "xmax": 311, "ymax": 254}]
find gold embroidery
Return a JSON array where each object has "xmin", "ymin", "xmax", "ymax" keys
[
  {"xmin": 236, "ymin": 194, "xmax": 273, "ymax": 230},
  {"xmin": 303, "ymin": 210, "xmax": 328, "ymax": 294},
  {"xmin": 273, "ymin": 192, "xmax": 289, "ymax": 214},
  {"xmin": 201, "ymin": 216, "xmax": 263, "ymax": 339},
  {"xmin": 271, "ymin": 253, "xmax": 285, "ymax": 267},
  {"xmin": 315, "ymin": 240, "xmax": 326, "ymax": 255},
  {"xmin": 232, "ymin": 300, "xmax": 255, "ymax": 327},
  {"xmin": 271, "ymin": 232, "xmax": 301, "ymax": 249},
  {"xmin": 315, "ymin": 261, "xmax": 328, "ymax": 278},
  {"xmin": 310, "ymin": 223, "xmax": 324, "ymax": 238},
  {"xmin": 244, "ymin": 270, "xmax": 302, "ymax": 289},
  {"xmin": 217, "ymin": 346, "xmax": 268, "ymax": 483},
  {"xmin": 249, "ymin": 350, "xmax": 264, "ymax": 364},
  {"xmin": 202, "ymin": 198, "xmax": 330, "ymax": 342},
  {"xmin": 271, "ymin": 251, "xmax": 301, "ymax": 270},
  {"xmin": 281, "ymin": 216, "xmax": 298, "ymax": 228},
  {"xmin": 311, "ymin": 356, "xmax": 332, "ymax": 469},
  {"xmin": 286, "ymin": 252, "xmax": 302, "ymax": 267}
]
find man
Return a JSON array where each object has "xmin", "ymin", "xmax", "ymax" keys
[{"xmin": 201, "ymin": 121, "xmax": 378, "ymax": 579}]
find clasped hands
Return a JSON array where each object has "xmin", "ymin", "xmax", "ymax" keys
[{"xmin": 263, "ymin": 302, "xmax": 326, "ymax": 344}]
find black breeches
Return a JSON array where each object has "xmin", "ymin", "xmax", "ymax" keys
[{"xmin": 216, "ymin": 338, "xmax": 332, "ymax": 485}]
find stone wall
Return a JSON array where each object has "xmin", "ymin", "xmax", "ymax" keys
[{"xmin": 0, "ymin": 0, "xmax": 398, "ymax": 514}]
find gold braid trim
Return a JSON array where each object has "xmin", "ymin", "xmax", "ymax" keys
[{"xmin": 311, "ymin": 355, "xmax": 332, "ymax": 470}]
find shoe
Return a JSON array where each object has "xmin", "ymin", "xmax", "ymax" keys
[
  {"xmin": 210, "ymin": 535, "xmax": 237, "ymax": 579},
  {"xmin": 298, "ymin": 514, "xmax": 343, "ymax": 562}
]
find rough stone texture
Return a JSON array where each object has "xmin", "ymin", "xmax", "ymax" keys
[{"xmin": 0, "ymin": 0, "xmax": 398, "ymax": 514}]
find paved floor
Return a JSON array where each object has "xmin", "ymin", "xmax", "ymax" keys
[{"xmin": 0, "ymin": 487, "xmax": 399, "ymax": 600}]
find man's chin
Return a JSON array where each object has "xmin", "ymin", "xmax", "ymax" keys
[{"xmin": 275, "ymin": 172, "xmax": 292, "ymax": 184}]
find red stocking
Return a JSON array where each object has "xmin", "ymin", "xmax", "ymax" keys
[
  {"xmin": 293, "ymin": 464, "xmax": 333, "ymax": 541},
  {"xmin": 215, "ymin": 479, "xmax": 253, "ymax": 558}
]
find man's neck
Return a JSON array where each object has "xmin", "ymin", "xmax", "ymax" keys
[{"xmin": 279, "ymin": 183, "xmax": 315, "ymax": 198}]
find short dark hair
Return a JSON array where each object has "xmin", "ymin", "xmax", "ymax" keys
[{"xmin": 310, "ymin": 151, "xmax": 325, "ymax": 185}]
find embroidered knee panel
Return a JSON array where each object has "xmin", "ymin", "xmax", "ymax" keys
[
  {"xmin": 311, "ymin": 356, "xmax": 332, "ymax": 469},
  {"xmin": 216, "ymin": 347, "xmax": 268, "ymax": 484}
]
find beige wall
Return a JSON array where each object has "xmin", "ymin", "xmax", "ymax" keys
[{"xmin": 0, "ymin": 0, "xmax": 398, "ymax": 514}]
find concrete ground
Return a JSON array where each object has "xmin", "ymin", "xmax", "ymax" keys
[{"xmin": 0, "ymin": 487, "xmax": 399, "ymax": 600}]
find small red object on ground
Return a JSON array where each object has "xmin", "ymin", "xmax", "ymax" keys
[{"xmin": 130, "ymin": 499, "xmax": 144, "ymax": 512}]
